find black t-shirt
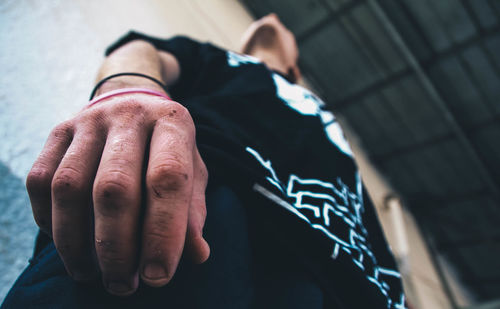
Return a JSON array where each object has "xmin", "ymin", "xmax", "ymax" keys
[
  {"xmin": 108, "ymin": 32, "xmax": 406, "ymax": 309},
  {"xmin": 2, "ymin": 32, "xmax": 406, "ymax": 309}
]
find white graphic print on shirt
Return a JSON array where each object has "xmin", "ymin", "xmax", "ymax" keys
[
  {"xmin": 246, "ymin": 146, "xmax": 405, "ymax": 309},
  {"xmin": 227, "ymin": 51, "xmax": 405, "ymax": 309}
]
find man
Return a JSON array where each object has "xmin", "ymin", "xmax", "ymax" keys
[{"xmin": 2, "ymin": 14, "xmax": 406, "ymax": 308}]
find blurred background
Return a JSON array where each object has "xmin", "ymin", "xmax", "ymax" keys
[{"xmin": 0, "ymin": 1, "xmax": 499, "ymax": 308}]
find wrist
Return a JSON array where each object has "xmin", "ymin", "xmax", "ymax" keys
[
  {"xmin": 94, "ymin": 40, "xmax": 169, "ymax": 97},
  {"xmin": 95, "ymin": 75, "xmax": 167, "ymax": 97},
  {"xmin": 88, "ymin": 87, "xmax": 172, "ymax": 108},
  {"xmin": 90, "ymin": 72, "xmax": 171, "ymax": 100}
]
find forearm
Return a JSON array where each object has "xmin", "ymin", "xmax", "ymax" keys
[{"xmin": 94, "ymin": 40, "xmax": 180, "ymax": 96}]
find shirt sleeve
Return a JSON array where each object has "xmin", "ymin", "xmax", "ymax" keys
[{"xmin": 105, "ymin": 30, "xmax": 207, "ymax": 100}]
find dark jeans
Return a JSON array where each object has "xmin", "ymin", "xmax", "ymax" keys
[{"xmin": 1, "ymin": 185, "xmax": 327, "ymax": 309}]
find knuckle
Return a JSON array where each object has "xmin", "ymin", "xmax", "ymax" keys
[
  {"xmin": 77, "ymin": 112, "xmax": 106, "ymax": 136},
  {"xmin": 51, "ymin": 121, "xmax": 74, "ymax": 141},
  {"xmin": 117, "ymin": 99, "xmax": 146, "ymax": 114},
  {"xmin": 26, "ymin": 166, "xmax": 52, "ymax": 195},
  {"xmin": 94, "ymin": 173, "xmax": 135, "ymax": 215},
  {"xmin": 162, "ymin": 102, "xmax": 189, "ymax": 119},
  {"xmin": 51, "ymin": 167, "xmax": 87, "ymax": 200},
  {"xmin": 112, "ymin": 100, "xmax": 147, "ymax": 124},
  {"xmin": 86, "ymin": 98, "xmax": 148, "ymax": 129},
  {"xmin": 172, "ymin": 103, "xmax": 190, "ymax": 120},
  {"xmin": 159, "ymin": 103, "xmax": 194, "ymax": 128},
  {"xmin": 147, "ymin": 162, "xmax": 189, "ymax": 195},
  {"xmin": 95, "ymin": 172, "xmax": 133, "ymax": 199},
  {"xmin": 78, "ymin": 108, "xmax": 106, "ymax": 127}
]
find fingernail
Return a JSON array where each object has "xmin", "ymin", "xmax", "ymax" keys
[
  {"xmin": 106, "ymin": 280, "xmax": 134, "ymax": 296},
  {"xmin": 143, "ymin": 263, "xmax": 167, "ymax": 280}
]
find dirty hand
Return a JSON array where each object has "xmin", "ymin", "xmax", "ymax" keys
[{"xmin": 26, "ymin": 93, "xmax": 209, "ymax": 296}]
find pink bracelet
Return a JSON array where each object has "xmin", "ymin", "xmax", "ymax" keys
[{"xmin": 87, "ymin": 87, "xmax": 172, "ymax": 107}]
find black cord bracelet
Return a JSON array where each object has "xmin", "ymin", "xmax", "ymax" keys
[{"xmin": 89, "ymin": 72, "xmax": 168, "ymax": 100}]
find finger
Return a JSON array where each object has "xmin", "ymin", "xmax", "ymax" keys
[
  {"xmin": 93, "ymin": 122, "xmax": 148, "ymax": 296},
  {"xmin": 51, "ymin": 125, "xmax": 105, "ymax": 281},
  {"xmin": 140, "ymin": 107, "xmax": 195, "ymax": 287},
  {"xmin": 184, "ymin": 149, "xmax": 210, "ymax": 264},
  {"xmin": 26, "ymin": 121, "xmax": 73, "ymax": 235}
]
